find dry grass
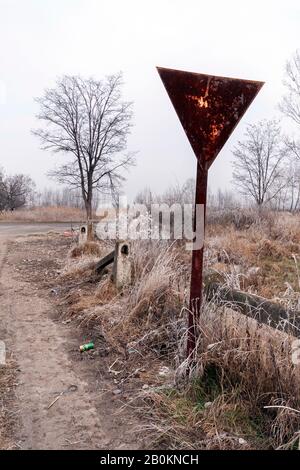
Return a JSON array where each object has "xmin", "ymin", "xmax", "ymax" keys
[
  {"xmin": 0, "ymin": 206, "xmax": 85, "ymax": 223},
  {"xmin": 51, "ymin": 209, "xmax": 300, "ymax": 450},
  {"xmin": 206, "ymin": 211, "xmax": 300, "ymax": 297},
  {"xmin": 194, "ymin": 304, "xmax": 300, "ymax": 448},
  {"xmin": 62, "ymin": 241, "xmax": 110, "ymax": 278},
  {"xmin": 65, "ymin": 241, "xmax": 186, "ymax": 358},
  {"xmin": 138, "ymin": 302, "xmax": 300, "ymax": 450},
  {"xmin": 69, "ymin": 241, "xmax": 104, "ymax": 258},
  {"xmin": 0, "ymin": 359, "xmax": 17, "ymax": 449}
]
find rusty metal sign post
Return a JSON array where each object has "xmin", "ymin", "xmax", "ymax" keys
[{"xmin": 157, "ymin": 67, "xmax": 264, "ymax": 361}]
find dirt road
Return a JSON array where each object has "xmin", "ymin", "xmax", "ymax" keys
[{"xmin": 0, "ymin": 226, "xmax": 144, "ymax": 450}]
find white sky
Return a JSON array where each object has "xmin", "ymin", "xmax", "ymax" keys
[{"xmin": 0, "ymin": 0, "xmax": 299, "ymax": 200}]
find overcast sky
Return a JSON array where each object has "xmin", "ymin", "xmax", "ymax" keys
[{"xmin": 0, "ymin": 0, "xmax": 299, "ymax": 200}]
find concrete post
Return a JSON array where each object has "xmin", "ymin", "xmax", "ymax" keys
[
  {"xmin": 78, "ymin": 225, "xmax": 87, "ymax": 245},
  {"xmin": 112, "ymin": 240, "xmax": 132, "ymax": 289}
]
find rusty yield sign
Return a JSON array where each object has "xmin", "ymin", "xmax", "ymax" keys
[{"xmin": 157, "ymin": 66, "xmax": 264, "ymax": 359}]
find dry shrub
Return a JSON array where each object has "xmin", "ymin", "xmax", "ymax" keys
[
  {"xmin": 69, "ymin": 241, "xmax": 103, "ymax": 258},
  {"xmin": 140, "ymin": 301, "xmax": 300, "ymax": 450},
  {"xmin": 209, "ymin": 227, "xmax": 291, "ymax": 267},
  {"xmin": 197, "ymin": 303, "xmax": 299, "ymax": 394},
  {"xmin": 264, "ymin": 212, "xmax": 300, "ymax": 244},
  {"xmin": 61, "ymin": 256, "xmax": 100, "ymax": 281},
  {"xmin": 255, "ymin": 238, "xmax": 289, "ymax": 259},
  {"xmin": 192, "ymin": 303, "xmax": 300, "ymax": 448},
  {"xmin": 59, "ymin": 240, "xmax": 110, "ymax": 282},
  {"xmin": 139, "ymin": 371, "xmax": 257, "ymax": 449},
  {"xmin": 207, "ymin": 215, "xmax": 300, "ymax": 297},
  {"xmin": 95, "ymin": 277, "xmax": 118, "ymax": 304},
  {"xmin": 65, "ymin": 292, "xmax": 102, "ymax": 317},
  {"xmin": 208, "ymin": 228, "xmax": 259, "ymax": 267},
  {"xmin": 113, "ymin": 243, "xmax": 185, "ymax": 349},
  {"xmin": 126, "ymin": 243, "xmax": 181, "ymax": 322},
  {"xmin": 63, "ymin": 240, "xmax": 187, "ymax": 358},
  {"xmin": 276, "ymin": 280, "xmax": 300, "ymax": 312},
  {"xmin": 207, "ymin": 209, "xmax": 300, "ymax": 247},
  {"xmin": 206, "ymin": 208, "xmax": 259, "ymax": 230},
  {"xmin": 137, "ymin": 388, "xmax": 208, "ymax": 450}
]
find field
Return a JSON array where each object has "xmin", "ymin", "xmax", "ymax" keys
[{"xmin": 0, "ymin": 206, "xmax": 86, "ymax": 223}]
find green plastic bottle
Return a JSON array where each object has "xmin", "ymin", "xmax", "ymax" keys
[{"xmin": 79, "ymin": 342, "xmax": 94, "ymax": 352}]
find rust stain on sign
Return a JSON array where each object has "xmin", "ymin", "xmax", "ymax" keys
[{"xmin": 157, "ymin": 67, "xmax": 264, "ymax": 169}]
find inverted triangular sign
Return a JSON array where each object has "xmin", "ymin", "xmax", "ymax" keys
[{"xmin": 157, "ymin": 67, "xmax": 264, "ymax": 169}]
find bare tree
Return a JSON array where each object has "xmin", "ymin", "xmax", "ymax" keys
[
  {"xmin": 33, "ymin": 74, "xmax": 135, "ymax": 238},
  {"xmin": 286, "ymin": 162, "xmax": 300, "ymax": 211},
  {"xmin": 269, "ymin": 160, "xmax": 300, "ymax": 212},
  {"xmin": 181, "ymin": 178, "xmax": 196, "ymax": 205},
  {"xmin": 0, "ymin": 173, "xmax": 35, "ymax": 211},
  {"xmin": 134, "ymin": 187, "xmax": 153, "ymax": 211},
  {"xmin": 216, "ymin": 188, "xmax": 237, "ymax": 210},
  {"xmin": 279, "ymin": 50, "xmax": 300, "ymax": 167},
  {"xmin": 279, "ymin": 50, "xmax": 300, "ymax": 126},
  {"xmin": 232, "ymin": 120, "xmax": 287, "ymax": 207},
  {"xmin": 35, "ymin": 186, "xmax": 85, "ymax": 209}
]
